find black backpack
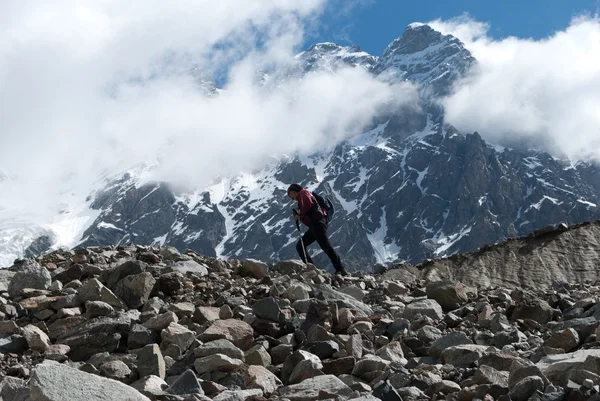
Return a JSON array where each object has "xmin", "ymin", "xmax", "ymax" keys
[{"xmin": 312, "ymin": 192, "xmax": 335, "ymax": 222}]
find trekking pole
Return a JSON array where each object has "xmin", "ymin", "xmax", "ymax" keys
[{"xmin": 293, "ymin": 209, "xmax": 308, "ymax": 265}]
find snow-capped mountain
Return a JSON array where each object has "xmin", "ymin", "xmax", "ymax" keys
[{"xmin": 2, "ymin": 24, "xmax": 600, "ymax": 271}]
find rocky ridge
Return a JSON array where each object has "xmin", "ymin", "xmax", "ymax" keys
[{"xmin": 2, "ymin": 224, "xmax": 600, "ymax": 400}]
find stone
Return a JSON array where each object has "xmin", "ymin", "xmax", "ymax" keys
[
  {"xmin": 441, "ymin": 344, "xmax": 490, "ymax": 367},
  {"xmin": 196, "ymin": 339, "xmax": 245, "ymax": 360},
  {"xmin": 161, "ymin": 322, "xmax": 196, "ymax": 351},
  {"xmin": 376, "ymin": 341, "xmax": 406, "ymax": 363},
  {"xmin": 166, "ymin": 369, "xmax": 203, "ymax": 395},
  {"xmin": 404, "ymin": 299, "xmax": 444, "ymax": 321},
  {"xmin": 301, "ymin": 341, "xmax": 340, "ymax": 360},
  {"xmin": 130, "ymin": 375, "xmax": 168, "ymax": 398},
  {"xmin": 129, "ymin": 323, "xmax": 157, "ymax": 349},
  {"xmin": 105, "ymin": 260, "xmax": 147, "ymax": 289},
  {"xmin": 322, "ymin": 356, "xmax": 356, "ymax": 376},
  {"xmin": 0, "ymin": 320, "xmax": 18, "ymax": 334},
  {"xmin": 271, "ymin": 344, "xmax": 293, "ymax": 365},
  {"xmin": 137, "ymin": 344, "xmax": 166, "ymax": 379},
  {"xmin": 219, "ymin": 304, "xmax": 234, "ymax": 319},
  {"xmin": 43, "ymin": 344, "xmax": 71, "ymax": 362},
  {"xmin": 78, "ymin": 278, "xmax": 125, "ymax": 309},
  {"xmin": 253, "ymin": 297, "xmax": 285, "ymax": 323},
  {"xmin": 537, "ymin": 349, "xmax": 600, "ymax": 383},
  {"xmin": 194, "ymin": 353, "xmax": 244, "ymax": 375},
  {"xmin": 98, "ymin": 360, "xmax": 131, "ymax": 381},
  {"xmin": 282, "ymin": 350, "xmax": 323, "ymax": 384},
  {"xmin": 168, "ymin": 302, "xmax": 195, "ymax": 318},
  {"xmin": 51, "ymin": 293, "xmax": 82, "ymax": 310},
  {"xmin": 288, "ymin": 357, "xmax": 324, "ymax": 384},
  {"xmin": 284, "ymin": 285, "xmax": 310, "ymax": 302},
  {"xmin": 56, "ymin": 307, "xmax": 81, "ymax": 318},
  {"xmin": 0, "ymin": 377, "xmax": 29, "ymax": 401},
  {"xmin": 509, "ymin": 359, "xmax": 549, "ymax": 388},
  {"xmin": 29, "ymin": 362, "xmax": 150, "ymax": 401},
  {"xmin": 373, "ymin": 380, "xmax": 403, "ymax": 401},
  {"xmin": 239, "ymin": 259, "xmax": 269, "ymax": 278},
  {"xmin": 417, "ymin": 325, "xmax": 443, "ymax": 344},
  {"xmin": 338, "ymin": 285, "xmax": 367, "ymax": 301},
  {"xmin": 245, "ymin": 344, "xmax": 272, "ymax": 366},
  {"xmin": 85, "ymin": 300, "xmax": 115, "ymax": 319},
  {"xmin": 244, "ymin": 365, "xmax": 282, "ymax": 396},
  {"xmin": 511, "ymin": 298, "xmax": 557, "ymax": 325},
  {"xmin": 0, "ymin": 334, "xmax": 28, "ymax": 353},
  {"xmin": 8, "ymin": 260, "xmax": 52, "ymax": 299},
  {"xmin": 275, "ymin": 375, "xmax": 354, "ymax": 401},
  {"xmin": 508, "ymin": 376, "xmax": 545, "ymax": 401},
  {"xmin": 198, "ymin": 319, "xmax": 254, "ymax": 350},
  {"xmin": 144, "ymin": 311, "xmax": 179, "ymax": 331},
  {"xmin": 426, "ymin": 280, "xmax": 471, "ymax": 311},
  {"xmin": 430, "ymin": 380, "xmax": 462, "ymax": 395},
  {"xmin": 352, "ymin": 355, "xmax": 390, "ymax": 378},
  {"xmin": 313, "ymin": 284, "xmax": 373, "ymax": 317},
  {"xmin": 473, "ymin": 365, "xmax": 510, "ymax": 387},
  {"xmin": 21, "ymin": 324, "xmax": 51, "ymax": 352},
  {"xmin": 192, "ymin": 306, "xmax": 221, "ymax": 324},
  {"xmin": 429, "ymin": 332, "xmax": 473, "ymax": 357},
  {"xmin": 155, "ymin": 272, "xmax": 183, "ymax": 295},
  {"xmin": 172, "ymin": 260, "xmax": 209, "ymax": 276},
  {"xmin": 544, "ymin": 327, "xmax": 579, "ymax": 352},
  {"xmin": 213, "ymin": 389, "xmax": 263, "ymax": 401},
  {"xmin": 387, "ymin": 281, "xmax": 409, "ymax": 296},
  {"xmin": 113, "ymin": 272, "xmax": 155, "ymax": 309}
]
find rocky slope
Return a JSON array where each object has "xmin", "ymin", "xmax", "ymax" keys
[{"xmin": 2, "ymin": 223, "xmax": 600, "ymax": 400}]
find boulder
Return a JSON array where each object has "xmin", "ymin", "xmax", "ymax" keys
[{"xmin": 8, "ymin": 260, "xmax": 51, "ymax": 299}]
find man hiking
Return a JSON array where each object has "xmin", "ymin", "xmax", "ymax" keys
[{"xmin": 287, "ymin": 183, "xmax": 348, "ymax": 276}]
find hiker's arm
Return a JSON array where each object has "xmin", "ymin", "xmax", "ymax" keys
[{"xmin": 298, "ymin": 191, "xmax": 313, "ymax": 216}]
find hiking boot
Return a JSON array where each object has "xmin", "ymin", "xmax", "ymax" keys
[{"xmin": 336, "ymin": 268, "xmax": 349, "ymax": 277}]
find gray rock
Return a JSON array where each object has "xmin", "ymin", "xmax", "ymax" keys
[
  {"xmin": 0, "ymin": 377, "xmax": 29, "ymax": 401},
  {"xmin": 284, "ymin": 285, "xmax": 310, "ymax": 302},
  {"xmin": 137, "ymin": 344, "xmax": 166, "ymax": 379},
  {"xmin": 312, "ymin": 284, "xmax": 373, "ymax": 317},
  {"xmin": 51, "ymin": 293, "xmax": 82, "ymax": 310},
  {"xmin": 253, "ymin": 297, "xmax": 285, "ymax": 323},
  {"xmin": 213, "ymin": 389, "xmax": 263, "ymax": 401},
  {"xmin": 373, "ymin": 380, "xmax": 403, "ymax": 401},
  {"xmin": 113, "ymin": 272, "xmax": 155, "ymax": 309},
  {"xmin": 29, "ymin": 362, "xmax": 150, "ymax": 401},
  {"xmin": 429, "ymin": 332, "xmax": 473, "ymax": 357},
  {"xmin": 21, "ymin": 324, "xmax": 51, "ymax": 352},
  {"xmin": 352, "ymin": 355, "xmax": 390, "ymax": 378},
  {"xmin": 508, "ymin": 376, "xmax": 545, "ymax": 401},
  {"xmin": 130, "ymin": 375, "xmax": 168, "ymax": 398},
  {"xmin": 8, "ymin": 260, "xmax": 51, "ymax": 299},
  {"xmin": 245, "ymin": 344, "xmax": 272, "ymax": 366},
  {"xmin": 276, "ymin": 375, "xmax": 354, "ymax": 401},
  {"xmin": 0, "ymin": 334, "xmax": 29, "ymax": 353},
  {"xmin": 78, "ymin": 278, "xmax": 125, "ymax": 309},
  {"xmin": 238, "ymin": 259, "xmax": 269, "ymax": 278},
  {"xmin": 85, "ymin": 300, "xmax": 115, "ymax": 319},
  {"xmin": 161, "ymin": 322, "xmax": 196, "ymax": 351},
  {"xmin": 172, "ymin": 260, "xmax": 209, "ymax": 276},
  {"xmin": 282, "ymin": 350, "xmax": 323, "ymax": 384},
  {"xmin": 195, "ymin": 339, "xmax": 245, "ymax": 360},
  {"xmin": 192, "ymin": 306, "xmax": 221, "ymax": 324},
  {"xmin": 105, "ymin": 260, "xmax": 147, "ymax": 289},
  {"xmin": 270, "ymin": 344, "xmax": 293, "ymax": 365},
  {"xmin": 98, "ymin": 360, "xmax": 131, "ymax": 381},
  {"xmin": 166, "ymin": 369, "xmax": 203, "ymax": 395},
  {"xmin": 425, "ymin": 280, "xmax": 471, "ymax": 311},
  {"xmin": 129, "ymin": 323, "xmax": 157, "ymax": 349},
  {"xmin": 194, "ymin": 353, "xmax": 244, "ymax": 375},
  {"xmin": 375, "ymin": 341, "xmax": 406, "ymax": 363},
  {"xmin": 404, "ymin": 299, "xmax": 444, "ymax": 321},
  {"xmin": 244, "ymin": 365, "xmax": 282, "ymax": 395},
  {"xmin": 198, "ymin": 319, "xmax": 254, "ymax": 350},
  {"xmin": 544, "ymin": 327, "xmax": 580, "ymax": 352},
  {"xmin": 441, "ymin": 344, "xmax": 490, "ymax": 367},
  {"xmin": 301, "ymin": 341, "xmax": 340, "ymax": 360},
  {"xmin": 144, "ymin": 312, "xmax": 179, "ymax": 331}
]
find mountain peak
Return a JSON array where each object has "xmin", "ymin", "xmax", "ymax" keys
[
  {"xmin": 373, "ymin": 23, "xmax": 476, "ymax": 96},
  {"xmin": 295, "ymin": 42, "xmax": 377, "ymax": 72}
]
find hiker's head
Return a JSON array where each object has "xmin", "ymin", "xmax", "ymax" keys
[{"xmin": 287, "ymin": 184, "xmax": 303, "ymax": 200}]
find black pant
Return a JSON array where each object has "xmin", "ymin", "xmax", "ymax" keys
[{"xmin": 296, "ymin": 220, "xmax": 344, "ymax": 272}]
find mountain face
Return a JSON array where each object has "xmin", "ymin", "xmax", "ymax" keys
[{"xmin": 3, "ymin": 24, "xmax": 600, "ymax": 271}]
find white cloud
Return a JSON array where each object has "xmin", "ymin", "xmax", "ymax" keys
[
  {"xmin": 429, "ymin": 14, "xmax": 600, "ymax": 161},
  {"xmin": 0, "ymin": 1, "xmax": 418, "ymax": 233}
]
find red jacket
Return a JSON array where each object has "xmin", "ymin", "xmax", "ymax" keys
[{"xmin": 297, "ymin": 189, "xmax": 326, "ymax": 227}]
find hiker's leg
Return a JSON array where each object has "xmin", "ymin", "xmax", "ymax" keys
[
  {"xmin": 296, "ymin": 230, "xmax": 316, "ymax": 264},
  {"xmin": 311, "ymin": 221, "xmax": 345, "ymax": 272}
]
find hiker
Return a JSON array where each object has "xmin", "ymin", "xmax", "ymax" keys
[{"xmin": 287, "ymin": 183, "xmax": 348, "ymax": 276}]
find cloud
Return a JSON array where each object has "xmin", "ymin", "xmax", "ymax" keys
[
  {"xmin": 0, "ymin": 1, "xmax": 417, "ymax": 230},
  {"xmin": 429, "ymin": 14, "xmax": 600, "ymax": 161}
]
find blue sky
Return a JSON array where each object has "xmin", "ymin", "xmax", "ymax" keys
[{"xmin": 311, "ymin": 0, "xmax": 600, "ymax": 54}]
